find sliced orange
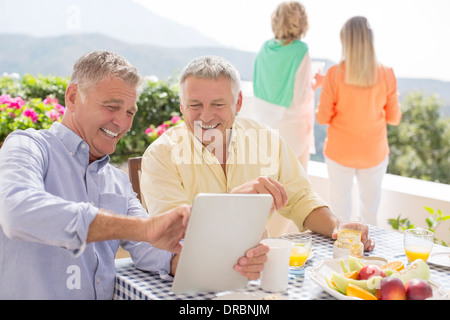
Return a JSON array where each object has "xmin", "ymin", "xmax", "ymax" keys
[
  {"xmin": 381, "ymin": 260, "xmax": 404, "ymax": 272},
  {"xmin": 330, "ymin": 277, "xmax": 336, "ymax": 288},
  {"xmin": 326, "ymin": 277, "xmax": 338, "ymax": 292},
  {"xmin": 343, "ymin": 270, "xmax": 359, "ymax": 280},
  {"xmin": 346, "ymin": 283, "xmax": 378, "ymax": 300}
]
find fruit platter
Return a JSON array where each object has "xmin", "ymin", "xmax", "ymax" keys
[{"xmin": 310, "ymin": 256, "xmax": 448, "ymax": 300}]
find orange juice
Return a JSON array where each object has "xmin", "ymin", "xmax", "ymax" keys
[
  {"xmin": 338, "ymin": 228, "xmax": 362, "ymax": 238},
  {"xmin": 404, "ymin": 246, "xmax": 431, "ymax": 262},
  {"xmin": 289, "ymin": 244, "xmax": 310, "ymax": 267},
  {"xmin": 403, "ymin": 228, "xmax": 434, "ymax": 262}
]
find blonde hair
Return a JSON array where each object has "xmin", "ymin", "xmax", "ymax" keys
[
  {"xmin": 271, "ymin": 1, "xmax": 309, "ymax": 46},
  {"xmin": 340, "ymin": 16, "xmax": 378, "ymax": 87}
]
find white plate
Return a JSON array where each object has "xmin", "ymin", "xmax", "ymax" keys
[
  {"xmin": 213, "ymin": 292, "xmax": 266, "ymax": 300},
  {"xmin": 309, "ymin": 257, "xmax": 448, "ymax": 300},
  {"xmin": 428, "ymin": 251, "xmax": 450, "ymax": 267}
]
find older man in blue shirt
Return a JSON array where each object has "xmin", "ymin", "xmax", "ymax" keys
[{"xmin": 0, "ymin": 50, "xmax": 268, "ymax": 299}]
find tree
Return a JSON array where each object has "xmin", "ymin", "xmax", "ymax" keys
[{"xmin": 387, "ymin": 92, "xmax": 450, "ymax": 184}]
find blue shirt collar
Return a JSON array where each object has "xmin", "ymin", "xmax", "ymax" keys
[{"xmin": 49, "ymin": 122, "xmax": 110, "ymax": 170}]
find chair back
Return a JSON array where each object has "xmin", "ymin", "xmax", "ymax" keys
[{"xmin": 127, "ymin": 156, "xmax": 146, "ymax": 210}]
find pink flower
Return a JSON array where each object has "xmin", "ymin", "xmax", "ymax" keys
[
  {"xmin": 144, "ymin": 114, "xmax": 183, "ymax": 139},
  {"xmin": 171, "ymin": 115, "xmax": 182, "ymax": 124},
  {"xmin": 156, "ymin": 126, "xmax": 167, "ymax": 136},
  {"xmin": 54, "ymin": 103, "xmax": 65, "ymax": 115},
  {"xmin": 0, "ymin": 95, "xmax": 24, "ymax": 109},
  {"xmin": 46, "ymin": 109, "xmax": 61, "ymax": 122},
  {"xmin": 0, "ymin": 94, "xmax": 12, "ymax": 105},
  {"xmin": 9, "ymin": 97, "xmax": 25, "ymax": 109},
  {"xmin": 22, "ymin": 108, "xmax": 39, "ymax": 123},
  {"xmin": 43, "ymin": 98, "xmax": 59, "ymax": 105}
]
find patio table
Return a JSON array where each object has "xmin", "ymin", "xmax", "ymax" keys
[{"xmin": 113, "ymin": 225, "xmax": 450, "ymax": 300}]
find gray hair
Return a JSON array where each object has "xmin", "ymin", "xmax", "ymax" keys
[
  {"xmin": 179, "ymin": 56, "xmax": 241, "ymax": 102},
  {"xmin": 69, "ymin": 50, "xmax": 143, "ymax": 101}
]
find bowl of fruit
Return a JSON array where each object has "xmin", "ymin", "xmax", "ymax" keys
[{"xmin": 309, "ymin": 256, "xmax": 447, "ymax": 300}]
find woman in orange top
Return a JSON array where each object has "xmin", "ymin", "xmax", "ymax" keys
[{"xmin": 316, "ymin": 16, "xmax": 401, "ymax": 225}]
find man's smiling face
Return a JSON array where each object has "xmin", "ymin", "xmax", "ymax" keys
[
  {"xmin": 180, "ymin": 75, "xmax": 242, "ymax": 147},
  {"xmin": 64, "ymin": 77, "xmax": 138, "ymax": 162}
]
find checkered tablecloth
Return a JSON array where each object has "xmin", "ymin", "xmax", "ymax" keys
[{"xmin": 113, "ymin": 226, "xmax": 450, "ymax": 300}]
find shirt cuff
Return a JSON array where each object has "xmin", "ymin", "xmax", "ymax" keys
[
  {"xmin": 64, "ymin": 203, "xmax": 98, "ymax": 257},
  {"xmin": 157, "ymin": 251, "xmax": 175, "ymax": 281}
]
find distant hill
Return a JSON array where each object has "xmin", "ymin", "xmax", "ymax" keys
[
  {"xmin": 0, "ymin": 33, "xmax": 256, "ymax": 80},
  {"xmin": 396, "ymin": 79, "xmax": 450, "ymax": 117},
  {"xmin": 0, "ymin": 0, "xmax": 223, "ymax": 48}
]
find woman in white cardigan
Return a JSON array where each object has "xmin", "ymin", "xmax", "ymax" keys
[{"xmin": 253, "ymin": 1, "xmax": 323, "ymax": 172}]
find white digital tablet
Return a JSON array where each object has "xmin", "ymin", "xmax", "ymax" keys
[{"xmin": 172, "ymin": 193, "xmax": 273, "ymax": 294}]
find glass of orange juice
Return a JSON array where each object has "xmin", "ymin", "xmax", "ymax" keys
[
  {"xmin": 403, "ymin": 228, "xmax": 434, "ymax": 262},
  {"xmin": 280, "ymin": 233, "xmax": 312, "ymax": 275}
]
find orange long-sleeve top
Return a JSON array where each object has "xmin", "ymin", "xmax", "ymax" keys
[{"xmin": 316, "ymin": 63, "xmax": 402, "ymax": 168}]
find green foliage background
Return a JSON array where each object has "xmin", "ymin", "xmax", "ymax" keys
[{"xmin": 387, "ymin": 92, "xmax": 450, "ymax": 184}]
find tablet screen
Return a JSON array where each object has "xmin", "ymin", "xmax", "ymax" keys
[{"xmin": 172, "ymin": 193, "xmax": 273, "ymax": 294}]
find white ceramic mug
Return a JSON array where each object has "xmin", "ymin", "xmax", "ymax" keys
[{"xmin": 259, "ymin": 238, "xmax": 293, "ymax": 292}]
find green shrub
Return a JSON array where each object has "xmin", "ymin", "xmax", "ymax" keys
[
  {"xmin": 21, "ymin": 74, "xmax": 68, "ymax": 104},
  {"xmin": 0, "ymin": 74, "xmax": 69, "ymax": 103}
]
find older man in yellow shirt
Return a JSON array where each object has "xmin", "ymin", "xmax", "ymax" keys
[{"xmin": 140, "ymin": 56, "xmax": 375, "ymax": 278}]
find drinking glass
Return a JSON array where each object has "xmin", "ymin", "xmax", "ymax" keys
[
  {"xmin": 403, "ymin": 228, "xmax": 434, "ymax": 262},
  {"xmin": 280, "ymin": 233, "xmax": 312, "ymax": 275},
  {"xmin": 333, "ymin": 216, "xmax": 364, "ymax": 259},
  {"xmin": 337, "ymin": 216, "xmax": 364, "ymax": 236}
]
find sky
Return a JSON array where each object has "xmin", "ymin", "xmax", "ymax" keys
[{"xmin": 133, "ymin": 0, "xmax": 450, "ymax": 82}]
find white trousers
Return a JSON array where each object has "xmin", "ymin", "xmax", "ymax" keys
[{"xmin": 325, "ymin": 156, "xmax": 389, "ymax": 225}]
